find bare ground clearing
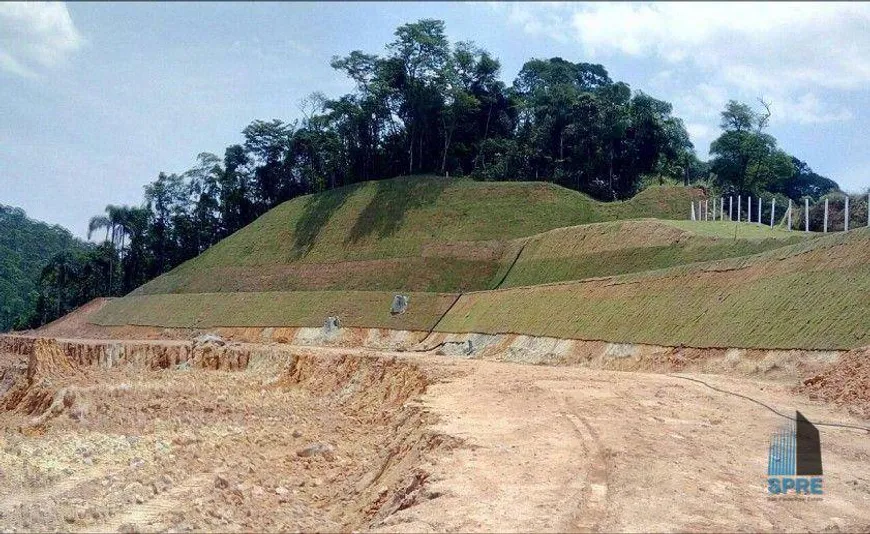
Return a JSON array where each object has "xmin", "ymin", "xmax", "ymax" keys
[{"xmin": 1, "ymin": 338, "xmax": 869, "ymax": 532}]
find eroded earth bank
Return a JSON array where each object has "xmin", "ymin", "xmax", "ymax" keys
[{"xmin": 1, "ymin": 335, "xmax": 870, "ymax": 532}]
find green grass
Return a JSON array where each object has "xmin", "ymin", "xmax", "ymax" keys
[
  {"xmin": 91, "ymin": 290, "xmax": 458, "ymax": 331},
  {"xmin": 90, "ymin": 174, "xmax": 868, "ymax": 350},
  {"xmin": 664, "ymin": 220, "xmax": 805, "ymax": 239},
  {"xmin": 133, "ymin": 176, "xmax": 704, "ymax": 295},
  {"xmin": 500, "ymin": 219, "xmax": 812, "ymax": 287},
  {"xmin": 436, "ymin": 228, "xmax": 870, "ymax": 350}
]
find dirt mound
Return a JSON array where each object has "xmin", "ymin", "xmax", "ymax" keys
[
  {"xmin": 281, "ymin": 352, "xmax": 430, "ymax": 419},
  {"xmin": 801, "ymin": 346, "xmax": 870, "ymax": 418},
  {"xmin": 0, "ymin": 338, "xmax": 89, "ymax": 432},
  {"xmin": 2, "ymin": 336, "xmax": 870, "ymax": 531},
  {"xmin": 33, "ymin": 298, "xmax": 113, "ymax": 338}
]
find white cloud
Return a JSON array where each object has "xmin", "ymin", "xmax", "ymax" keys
[
  {"xmin": 505, "ymin": 2, "xmax": 573, "ymax": 43},
  {"xmin": 500, "ymin": 2, "xmax": 867, "ymax": 148},
  {"xmin": 502, "ymin": 2, "xmax": 870, "ymax": 92},
  {"xmin": 685, "ymin": 122, "xmax": 714, "ymax": 141},
  {"xmin": 0, "ymin": 2, "xmax": 83, "ymax": 77},
  {"xmin": 772, "ymin": 93, "xmax": 853, "ymax": 125},
  {"xmin": 566, "ymin": 2, "xmax": 870, "ymax": 92}
]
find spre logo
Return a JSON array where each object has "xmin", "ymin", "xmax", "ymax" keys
[{"xmin": 767, "ymin": 411, "xmax": 823, "ymax": 495}]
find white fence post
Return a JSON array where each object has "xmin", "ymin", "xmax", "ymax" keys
[
  {"xmin": 787, "ymin": 199, "xmax": 792, "ymax": 231},
  {"xmin": 770, "ymin": 198, "xmax": 775, "ymax": 228},
  {"xmin": 720, "ymin": 197, "xmax": 724, "ymax": 221},
  {"xmin": 691, "ymin": 202, "xmax": 696, "ymax": 221},
  {"xmin": 804, "ymin": 198, "xmax": 810, "ymax": 232},
  {"xmin": 757, "ymin": 197, "xmax": 762, "ymax": 225},
  {"xmin": 705, "ymin": 199, "xmax": 709, "ymax": 221},
  {"xmin": 738, "ymin": 195, "xmax": 742, "ymax": 222},
  {"xmin": 729, "ymin": 196, "xmax": 733, "ymax": 220},
  {"xmin": 844, "ymin": 195, "xmax": 850, "ymax": 232},
  {"xmin": 824, "ymin": 198, "xmax": 829, "ymax": 233}
]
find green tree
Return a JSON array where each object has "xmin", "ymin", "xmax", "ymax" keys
[
  {"xmin": 709, "ymin": 100, "xmax": 794, "ymax": 195},
  {"xmin": 385, "ymin": 19, "xmax": 451, "ymax": 174}
]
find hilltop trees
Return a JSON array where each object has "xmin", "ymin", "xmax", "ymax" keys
[
  {"xmin": 709, "ymin": 99, "xmax": 841, "ymax": 203},
  {"xmin": 777, "ymin": 156, "xmax": 840, "ymax": 201},
  {"xmin": 320, "ymin": 20, "xmax": 694, "ymax": 199},
  {"xmin": 710, "ymin": 100, "xmax": 794, "ymax": 196}
]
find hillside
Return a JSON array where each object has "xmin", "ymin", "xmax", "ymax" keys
[
  {"xmin": 436, "ymin": 228, "xmax": 870, "ymax": 350},
  {"xmin": 0, "ymin": 204, "xmax": 85, "ymax": 331},
  {"xmin": 90, "ymin": 290, "xmax": 457, "ymax": 332},
  {"xmin": 84, "ymin": 176, "xmax": 870, "ymax": 350},
  {"xmin": 132, "ymin": 176, "xmax": 703, "ymax": 295},
  {"xmin": 498, "ymin": 219, "xmax": 810, "ymax": 288}
]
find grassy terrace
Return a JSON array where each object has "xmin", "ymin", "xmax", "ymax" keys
[
  {"xmin": 437, "ymin": 228, "xmax": 870, "ymax": 350},
  {"xmin": 499, "ymin": 219, "xmax": 812, "ymax": 287},
  {"xmin": 91, "ymin": 290, "xmax": 458, "ymax": 331},
  {"xmin": 132, "ymin": 176, "xmax": 703, "ymax": 295}
]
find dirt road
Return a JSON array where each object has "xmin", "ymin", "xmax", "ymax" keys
[{"xmin": 1, "ymin": 339, "xmax": 868, "ymax": 532}]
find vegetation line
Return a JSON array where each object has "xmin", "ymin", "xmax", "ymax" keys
[
  {"xmin": 493, "ymin": 240, "xmax": 529, "ymax": 289},
  {"xmin": 415, "ymin": 292, "xmax": 465, "ymax": 350}
]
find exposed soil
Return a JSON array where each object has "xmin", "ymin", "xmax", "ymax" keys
[
  {"xmin": 0, "ymin": 339, "xmax": 462, "ymax": 532},
  {"xmin": 801, "ymin": 346, "xmax": 870, "ymax": 419},
  {"xmin": 1, "ymin": 335, "xmax": 870, "ymax": 532}
]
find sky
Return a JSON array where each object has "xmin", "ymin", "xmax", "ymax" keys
[{"xmin": 2, "ymin": 2, "xmax": 869, "ymax": 239}]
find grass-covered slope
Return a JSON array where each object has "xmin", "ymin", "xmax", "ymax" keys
[
  {"xmin": 90, "ymin": 290, "xmax": 458, "ymax": 331},
  {"xmin": 91, "ymin": 176, "xmax": 867, "ymax": 350},
  {"xmin": 133, "ymin": 176, "xmax": 703, "ymax": 295},
  {"xmin": 499, "ymin": 219, "xmax": 810, "ymax": 288},
  {"xmin": 436, "ymin": 228, "xmax": 870, "ymax": 349}
]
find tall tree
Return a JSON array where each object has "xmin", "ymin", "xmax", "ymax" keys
[
  {"xmin": 709, "ymin": 100, "xmax": 794, "ymax": 195},
  {"xmin": 385, "ymin": 19, "xmax": 451, "ymax": 174}
]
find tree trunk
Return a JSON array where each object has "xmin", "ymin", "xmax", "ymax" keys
[
  {"xmin": 441, "ymin": 122, "xmax": 453, "ymax": 175},
  {"xmin": 408, "ymin": 128, "xmax": 414, "ymax": 175},
  {"xmin": 477, "ymin": 102, "xmax": 493, "ymax": 171},
  {"xmin": 609, "ymin": 147, "xmax": 615, "ymax": 200}
]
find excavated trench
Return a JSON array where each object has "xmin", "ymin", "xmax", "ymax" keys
[{"xmin": 0, "ymin": 337, "xmax": 463, "ymax": 532}]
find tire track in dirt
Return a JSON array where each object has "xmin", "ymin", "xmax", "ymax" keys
[
  {"xmin": 557, "ymin": 394, "xmax": 610, "ymax": 533},
  {"xmin": 77, "ymin": 473, "xmax": 211, "ymax": 533},
  {"xmin": 0, "ymin": 469, "xmax": 101, "ymax": 512}
]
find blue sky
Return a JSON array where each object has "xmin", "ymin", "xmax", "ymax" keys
[{"xmin": 2, "ymin": 2, "xmax": 868, "ymax": 239}]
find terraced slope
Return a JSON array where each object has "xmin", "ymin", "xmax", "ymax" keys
[
  {"xmin": 133, "ymin": 176, "xmax": 703, "ymax": 295},
  {"xmin": 87, "ymin": 177, "xmax": 868, "ymax": 350},
  {"xmin": 90, "ymin": 290, "xmax": 457, "ymax": 331},
  {"xmin": 499, "ymin": 219, "xmax": 810, "ymax": 288},
  {"xmin": 437, "ymin": 228, "xmax": 870, "ymax": 349}
]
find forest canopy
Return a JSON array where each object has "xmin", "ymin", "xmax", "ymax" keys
[{"xmin": 0, "ymin": 205, "xmax": 88, "ymax": 331}]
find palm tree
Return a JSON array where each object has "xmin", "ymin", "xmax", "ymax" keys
[{"xmin": 87, "ymin": 204, "xmax": 134, "ymax": 295}]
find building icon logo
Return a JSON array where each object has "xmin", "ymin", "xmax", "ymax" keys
[{"xmin": 767, "ymin": 411, "xmax": 823, "ymax": 495}]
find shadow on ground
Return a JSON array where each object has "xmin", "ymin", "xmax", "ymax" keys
[
  {"xmin": 291, "ymin": 186, "xmax": 355, "ymax": 259},
  {"xmin": 347, "ymin": 176, "xmax": 451, "ymax": 244}
]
